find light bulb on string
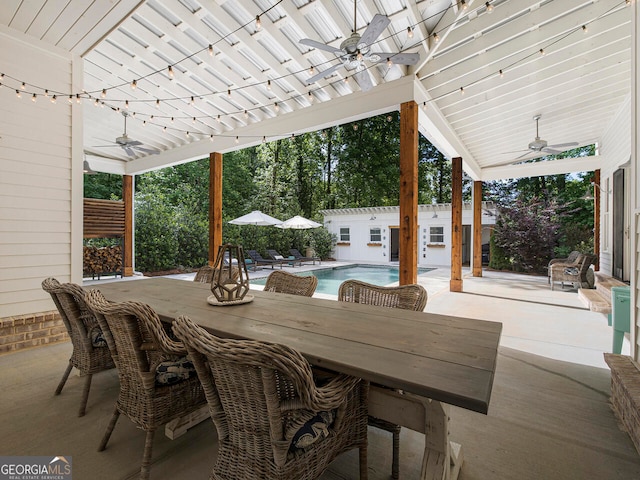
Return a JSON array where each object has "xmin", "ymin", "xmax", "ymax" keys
[
  {"xmin": 16, "ymin": 89, "xmax": 21, "ymax": 99},
  {"xmin": 156, "ymin": 99, "xmax": 160, "ymax": 108},
  {"xmin": 101, "ymin": 89, "xmax": 106, "ymax": 98},
  {"xmin": 244, "ymin": 110, "xmax": 249, "ymax": 119},
  {"xmin": 539, "ymin": 48, "xmax": 545, "ymax": 56},
  {"xmin": 499, "ymin": 69, "xmax": 504, "ymax": 78},
  {"xmin": 262, "ymin": 136, "xmax": 266, "ymax": 143},
  {"xmin": 407, "ymin": 26, "xmax": 414, "ymax": 38},
  {"xmin": 31, "ymin": 93, "xmax": 37, "ymax": 102},
  {"xmin": 76, "ymin": 94, "xmax": 81, "ymax": 104},
  {"xmin": 192, "ymin": 117, "xmax": 196, "ymax": 124},
  {"xmin": 94, "ymin": 98, "xmax": 99, "ymax": 107},
  {"xmin": 387, "ymin": 58, "xmax": 392, "ymax": 68},
  {"xmin": 68, "ymin": 95, "xmax": 73, "ymax": 104},
  {"xmin": 190, "ymin": 96, "xmax": 195, "ymax": 105},
  {"xmin": 168, "ymin": 65, "xmax": 174, "ymax": 78},
  {"xmin": 227, "ymin": 88, "xmax": 231, "ymax": 98},
  {"xmin": 185, "ymin": 131, "xmax": 190, "ymax": 137},
  {"xmin": 460, "ymin": 86, "xmax": 465, "ymax": 95},
  {"xmin": 51, "ymin": 95, "xmax": 57, "ymax": 104},
  {"xmin": 20, "ymin": 82, "xmax": 25, "ymax": 90},
  {"xmin": 131, "ymin": 79, "xmax": 137, "ymax": 90},
  {"xmin": 235, "ymin": 136, "xmax": 239, "ymax": 144},
  {"xmin": 255, "ymin": 15, "xmax": 261, "ymax": 30},
  {"xmin": 125, "ymin": 100, "xmax": 129, "ymax": 109},
  {"xmin": 309, "ymin": 65, "xmax": 315, "ymax": 75},
  {"xmin": 44, "ymin": 89, "xmax": 49, "ymax": 97},
  {"xmin": 216, "ymin": 114, "xmax": 221, "ymax": 123},
  {"xmin": 163, "ymin": 126, "xmax": 167, "ymax": 132},
  {"xmin": 267, "ymin": 79, "xmax": 272, "ymax": 90},
  {"xmin": 582, "ymin": 25, "xmax": 587, "ymax": 33},
  {"xmin": 274, "ymin": 102, "xmax": 279, "ymax": 112},
  {"xmin": 461, "ymin": 0, "xmax": 467, "ymax": 10},
  {"xmin": 485, "ymin": 2, "xmax": 493, "ymax": 13},
  {"xmin": 171, "ymin": 117, "xmax": 174, "ymax": 123},
  {"xmin": 100, "ymin": 102, "xmax": 105, "ymax": 108},
  {"xmin": 210, "ymin": 134, "xmax": 214, "ymax": 142},
  {"xmin": 308, "ymin": 92, "xmax": 313, "ymax": 103},
  {"xmin": 208, "ymin": 44, "xmax": 213, "ymax": 56},
  {"xmin": 433, "ymin": 33, "xmax": 440, "ymax": 43}
]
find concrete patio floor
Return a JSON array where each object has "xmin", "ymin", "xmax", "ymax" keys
[{"xmin": 2, "ymin": 266, "xmax": 639, "ymax": 479}]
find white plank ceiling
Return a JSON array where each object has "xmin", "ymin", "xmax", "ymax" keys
[{"xmin": 0, "ymin": 0, "xmax": 632, "ymax": 178}]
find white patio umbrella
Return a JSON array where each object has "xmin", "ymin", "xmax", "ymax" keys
[
  {"xmin": 276, "ymin": 215, "xmax": 322, "ymax": 229},
  {"xmin": 228, "ymin": 210, "xmax": 283, "ymax": 226}
]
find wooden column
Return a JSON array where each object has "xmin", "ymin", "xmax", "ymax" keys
[
  {"xmin": 472, "ymin": 180, "xmax": 483, "ymax": 277},
  {"xmin": 209, "ymin": 152, "xmax": 223, "ymax": 265},
  {"xmin": 594, "ymin": 169, "xmax": 601, "ymax": 271},
  {"xmin": 123, "ymin": 175, "xmax": 134, "ymax": 276},
  {"xmin": 399, "ymin": 101, "xmax": 419, "ymax": 285},
  {"xmin": 450, "ymin": 157, "xmax": 463, "ymax": 292}
]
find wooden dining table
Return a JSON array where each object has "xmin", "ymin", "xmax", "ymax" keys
[{"xmin": 90, "ymin": 277, "xmax": 502, "ymax": 480}]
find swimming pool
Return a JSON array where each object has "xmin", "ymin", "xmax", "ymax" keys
[{"xmin": 252, "ymin": 264, "xmax": 434, "ymax": 296}]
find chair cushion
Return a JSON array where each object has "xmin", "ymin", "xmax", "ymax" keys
[
  {"xmin": 89, "ymin": 326, "xmax": 108, "ymax": 348},
  {"xmin": 291, "ymin": 410, "xmax": 335, "ymax": 449},
  {"xmin": 564, "ymin": 267, "xmax": 579, "ymax": 275},
  {"xmin": 155, "ymin": 357, "xmax": 197, "ymax": 385}
]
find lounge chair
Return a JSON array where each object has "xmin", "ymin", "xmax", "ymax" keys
[
  {"xmin": 550, "ymin": 253, "xmax": 598, "ymax": 291},
  {"xmin": 266, "ymin": 249, "xmax": 301, "ymax": 267},
  {"xmin": 290, "ymin": 248, "xmax": 321, "ymax": 265},
  {"xmin": 246, "ymin": 250, "xmax": 285, "ymax": 270}
]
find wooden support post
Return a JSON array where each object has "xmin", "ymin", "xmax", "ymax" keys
[
  {"xmin": 594, "ymin": 169, "xmax": 600, "ymax": 271},
  {"xmin": 209, "ymin": 152, "xmax": 223, "ymax": 266},
  {"xmin": 472, "ymin": 181, "xmax": 483, "ymax": 277},
  {"xmin": 450, "ymin": 157, "xmax": 463, "ymax": 292},
  {"xmin": 399, "ymin": 101, "xmax": 419, "ymax": 285},
  {"xmin": 123, "ymin": 175, "xmax": 134, "ymax": 277}
]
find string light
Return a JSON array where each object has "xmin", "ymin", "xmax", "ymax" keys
[
  {"xmin": 309, "ymin": 65, "xmax": 315, "ymax": 75},
  {"xmin": 262, "ymin": 136, "xmax": 266, "ymax": 143},
  {"xmin": 143, "ymin": 120, "xmax": 147, "ymax": 126},
  {"xmin": 539, "ymin": 48, "xmax": 545, "ymax": 56},
  {"xmin": 235, "ymin": 136, "xmax": 239, "ymax": 144},
  {"xmin": 125, "ymin": 100, "xmax": 129, "ymax": 109},
  {"xmin": 68, "ymin": 95, "xmax": 73, "ymax": 103},
  {"xmin": 422, "ymin": 102, "xmax": 427, "ymax": 111},
  {"xmin": 387, "ymin": 58, "xmax": 392, "ymax": 68},
  {"xmin": 582, "ymin": 25, "xmax": 587, "ymax": 33},
  {"xmin": 208, "ymin": 44, "xmax": 213, "ymax": 56},
  {"xmin": 171, "ymin": 117, "xmax": 174, "ymax": 123},
  {"xmin": 274, "ymin": 102, "xmax": 279, "ymax": 112},
  {"xmin": 485, "ymin": 2, "xmax": 493, "ymax": 12},
  {"xmin": 156, "ymin": 99, "xmax": 160, "ymax": 107},
  {"xmin": 131, "ymin": 111, "xmax": 135, "ymax": 117},
  {"xmin": 210, "ymin": 134, "xmax": 214, "ymax": 141},
  {"xmin": 20, "ymin": 82, "xmax": 25, "ymax": 90},
  {"xmin": 308, "ymin": 92, "xmax": 313, "ymax": 102},
  {"xmin": 353, "ymin": 124, "xmax": 358, "ymax": 131},
  {"xmin": 76, "ymin": 94, "xmax": 81, "ymax": 104},
  {"xmin": 461, "ymin": 0, "xmax": 467, "ymax": 10},
  {"xmin": 407, "ymin": 26, "xmax": 414, "ymax": 38},
  {"xmin": 131, "ymin": 79, "xmax": 137, "ymax": 90},
  {"xmin": 100, "ymin": 101, "xmax": 105, "ymax": 108},
  {"xmin": 227, "ymin": 88, "xmax": 231, "ymax": 97},
  {"xmin": 190, "ymin": 96, "xmax": 195, "ymax": 105},
  {"xmin": 31, "ymin": 93, "xmax": 37, "ymax": 102},
  {"xmin": 267, "ymin": 79, "xmax": 272, "ymax": 90},
  {"xmin": 185, "ymin": 131, "xmax": 190, "ymax": 137},
  {"xmin": 255, "ymin": 15, "xmax": 261, "ymax": 30},
  {"xmin": 499, "ymin": 69, "xmax": 504, "ymax": 78},
  {"xmin": 244, "ymin": 109, "xmax": 249, "ymax": 118},
  {"xmin": 50, "ymin": 95, "xmax": 57, "ymax": 104},
  {"xmin": 44, "ymin": 89, "xmax": 49, "ymax": 97},
  {"xmin": 94, "ymin": 98, "xmax": 99, "ymax": 106},
  {"xmin": 216, "ymin": 114, "xmax": 221, "ymax": 123},
  {"xmin": 192, "ymin": 117, "xmax": 196, "ymax": 124},
  {"xmin": 16, "ymin": 89, "xmax": 21, "ymax": 98},
  {"xmin": 460, "ymin": 86, "xmax": 465, "ymax": 95},
  {"xmin": 163, "ymin": 126, "xmax": 167, "ymax": 132},
  {"xmin": 433, "ymin": 33, "xmax": 440, "ymax": 43},
  {"xmin": 101, "ymin": 89, "xmax": 106, "ymax": 98},
  {"xmin": 168, "ymin": 65, "xmax": 174, "ymax": 78}
]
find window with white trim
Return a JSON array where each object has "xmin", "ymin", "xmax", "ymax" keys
[
  {"xmin": 339, "ymin": 227, "xmax": 350, "ymax": 242},
  {"xmin": 369, "ymin": 227, "xmax": 381, "ymax": 242},
  {"xmin": 429, "ymin": 226, "xmax": 444, "ymax": 243}
]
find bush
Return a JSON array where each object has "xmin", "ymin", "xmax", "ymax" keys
[
  {"xmin": 309, "ymin": 228, "xmax": 336, "ymax": 259},
  {"xmin": 135, "ymin": 191, "xmax": 179, "ymax": 272}
]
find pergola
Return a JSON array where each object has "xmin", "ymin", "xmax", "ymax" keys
[{"xmin": 0, "ymin": 1, "xmax": 638, "ymax": 357}]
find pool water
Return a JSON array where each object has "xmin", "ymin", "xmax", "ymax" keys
[{"xmin": 253, "ymin": 265, "xmax": 434, "ymax": 296}]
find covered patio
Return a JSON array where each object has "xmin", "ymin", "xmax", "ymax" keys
[
  {"xmin": 2, "ymin": 0, "xmax": 640, "ymax": 478},
  {"xmin": 2, "ymin": 269, "xmax": 640, "ymax": 479}
]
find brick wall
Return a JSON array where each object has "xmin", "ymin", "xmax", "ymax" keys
[
  {"xmin": 0, "ymin": 311, "xmax": 69, "ymax": 355},
  {"xmin": 604, "ymin": 353, "xmax": 640, "ymax": 455}
]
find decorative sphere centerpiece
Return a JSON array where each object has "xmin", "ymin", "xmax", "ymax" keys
[{"xmin": 210, "ymin": 244, "xmax": 250, "ymax": 302}]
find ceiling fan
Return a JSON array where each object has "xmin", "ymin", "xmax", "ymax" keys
[
  {"xmin": 92, "ymin": 111, "xmax": 159, "ymax": 158},
  {"xmin": 299, "ymin": 0, "xmax": 419, "ymax": 91},
  {"xmin": 513, "ymin": 114, "xmax": 578, "ymax": 160}
]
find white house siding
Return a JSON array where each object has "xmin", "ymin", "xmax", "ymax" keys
[
  {"xmin": 599, "ymin": 97, "xmax": 631, "ymax": 279},
  {"xmin": 632, "ymin": 3, "xmax": 639, "ymax": 361},
  {"xmin": 0, "ymin": 27, "xmax": 82, "ymax": 317},
  {"xmin": 321, "ymin": 202, "xmax": 495, "ymax": 267}
]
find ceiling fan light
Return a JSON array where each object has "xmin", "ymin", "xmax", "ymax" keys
[{"xmin": 83, "ymin": 159, "xmax": 97, "ymax": 175}]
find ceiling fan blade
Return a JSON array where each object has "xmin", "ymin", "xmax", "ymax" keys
[
  {"xmin": 358, "ymin": 14, "xmax": 390, "ymax": 47},
  {"xmin": 541, "ymin": 147, "xmax": 561, "ymax": 155},
  {"xmin": 371, "ymin": 52, "xmax": 420, "ymax": 65},
  {"xmin": 299, "ymin": 38, "xmax": 343, "ymax": 55},
  {"xmin": 305, "ymin": 63, "xmax": 344, "ymax": 84},
  {"xmin": 133, "ymin": 146, "xmax": 160, "ymax": 155},
  {"xmin": 122, "ymin": 146, "xmax": 136, "ymax": 157},
  {"xmin": 547, "ymin": 142, "xmax": 579, "ymax": 149},
  {"xmin": 354, "ymin": 70, "xmax": 374, "ymax": 92},
  {"xmin": 123, "ymin": 140, "xmax": 143, "ymax": 147},
  {"xmin": 91, "ymin": 144, "xmax": 121, "ymax": 148}
]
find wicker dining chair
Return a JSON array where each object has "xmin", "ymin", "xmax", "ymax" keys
[
  {"xmin": 193, "ymin": 265, "xmax": 215, "ymax": 283},
  {"xmin": 172, "ymin": 315, "xmax": 369, "ymax": 480},
  {"xmin": 263, "ymin": 270, "xmax": 318, "ymax": 297},
  {"xmin": 41, "ymin": 277, "xmax": 115, "ymax": 417},
  {"xmin": 337, "ymin": 279, "xmax": 428, "ymax": 480},
  {"xmin": 85, "ymin": 289, "xmax": 206, "ymax": 480}
]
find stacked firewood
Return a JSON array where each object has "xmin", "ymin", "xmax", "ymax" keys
[{"xmin": 83, "ymin": 245, "xmax": 123, "ymax": 275}]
